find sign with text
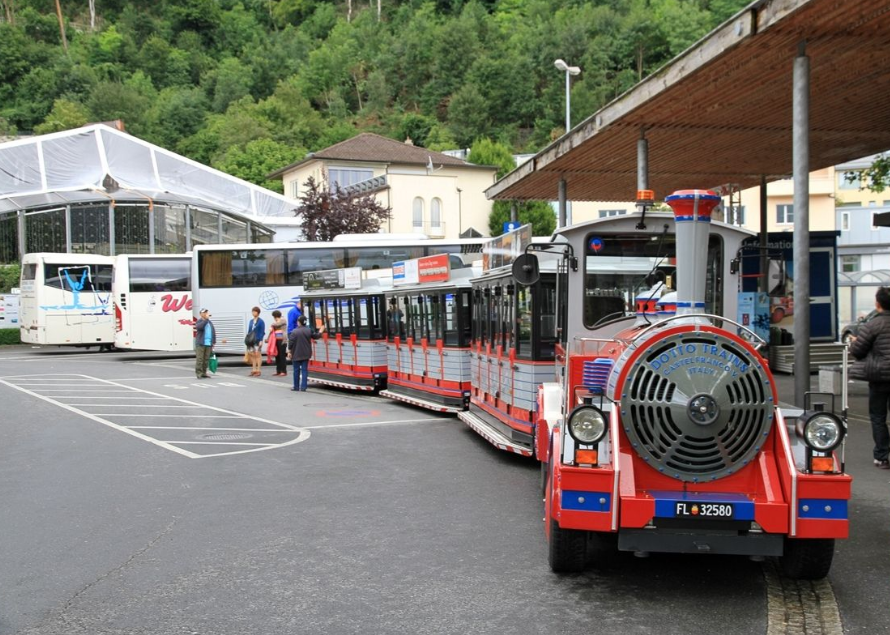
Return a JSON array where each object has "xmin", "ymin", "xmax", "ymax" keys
[
  {"xmin": 393, "ymin": 254, "xmax": 451, "ymax": 286},
  {"xmin": 304, "ymin": 267, "xmax": 362, "ymax": 291}
]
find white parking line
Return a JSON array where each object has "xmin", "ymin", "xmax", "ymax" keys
[
  {"xmin": 98, "ymin": 414, "xmax": 244, "ymax": 418},
  {"xmin": 0, "ymin": 374, "xmax": 310, "ymax": 459}
]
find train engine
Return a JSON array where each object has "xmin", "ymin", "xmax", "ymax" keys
[{"xmin": 535, "ymin": 190, "xmax": 851, "ymax": 579}]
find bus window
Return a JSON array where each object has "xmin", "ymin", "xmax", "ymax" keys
[
  {"xmin": 349, "ymin": 246, "xmax": 423, "ymax": 272},
  {"xmin": 129, "ymin": 258, "xmax": 190, "ymax": 293},
  {"xmin": 287, "ymin": 248, "xmax": 346, "ymax": 285},
  {"xmin": 21, "ymin": 263, "xmax": 37, "ymax": 282},
  {"xmin": 387, "ymin": 297, "xmax": 404, "ymax": 340},
  {"xmin": 45, "ymin": 264, "xmax": 112, "ymax": 292},
  {"xmin": 199, "ymin": 251, "xmax": 232, "ymax": 287},
  {"xmin": 231, "ymin": 250, "xmax": 286, "ymax": 286}
]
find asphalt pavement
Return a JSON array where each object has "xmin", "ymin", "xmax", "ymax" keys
[{"xmin": 0, "ymin": 347, "xmax": 886, "ymax": 635}]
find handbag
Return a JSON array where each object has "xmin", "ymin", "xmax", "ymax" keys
[
  {"xmin": 243, "ymin": 351, "xmax": 251, "ymax": 365},
  {"xmin": 208, "ymin": 353, "xmax": 218, "ymax": 374},
  {"xmin": 244, "ymin": 330, "xmax": 257, "ymax": 347}
]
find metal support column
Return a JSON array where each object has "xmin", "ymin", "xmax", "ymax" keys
[
  {"xmin": 108, "ymin": 203, "xmax": 115, "ymax": 256},
  {"xmin": 185, "ymin": 206, "xmax": 192, "ymax": 250},
  {"xmin": 759, "ymin": 176, "xmax": 768, "ymax": 295},
  {"xmin": 793, "ymin": 44, "xmax": 811, "ymax": 406},
  {"xmin": 510, "ymin": 203, "xmax": 517, "ymax": 224},
  {"xmin": 17, "ymin": 210, "xmax": 25, "ymax": 259},
  {"xmin": 64, "ymin": 205, "xmax": 72, "ymax": 254},
  {"xmin": 148, "ymin": 205, "xmax": 155, "ymax": 254},
  {"xmin": 558, "ymin": 179, "xmax": 567, "ymax": 229}
]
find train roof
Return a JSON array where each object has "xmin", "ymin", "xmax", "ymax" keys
[{"xmin": 553, "ymin": 211, "xmax": 757, "ymax": 241}]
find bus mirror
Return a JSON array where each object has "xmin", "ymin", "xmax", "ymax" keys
[{"xmin": 512, "ymin": 253, "xmax": 540, "ymax": 286}]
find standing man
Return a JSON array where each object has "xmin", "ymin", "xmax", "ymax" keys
[
  {"xmin": 287, "ymin": 315, "xmax": 324, "ymax": 392},
  {"xmin": 849, "ymin": 286, "xmax": 890, "ymax": 469},
  {"xmin": 287, "ymin": 298, "xmax": 303, "ymax": 335},
  {"xmin": 194, "ymin": 308, "xmax": 216, "ymax": 379}
]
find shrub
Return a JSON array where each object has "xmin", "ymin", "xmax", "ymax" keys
[{"xmin": 0, "ymin": 328, "xmax": 21, "ymax": 345}]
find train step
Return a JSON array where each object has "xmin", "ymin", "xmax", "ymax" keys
[
  {"xmin": 457, "ymin": 409, "xmax": 534, "ymax": 457},
  {"xmin": 379, "ymin": 389, "xmax": 463, "ymax": 413}
]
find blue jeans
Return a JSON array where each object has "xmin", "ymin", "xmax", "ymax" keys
[
  {"xmin": 868, "ymin": 381, "xmax": 890, "ymax": 461},
  {"xmin": 293, "ymin": 358, "xmax": 309, "ymax": 391}
]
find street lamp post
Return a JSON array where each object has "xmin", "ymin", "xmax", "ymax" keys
[{"xmin": 554, "ymin": 59, "xmax": 581, "ymax": 133}]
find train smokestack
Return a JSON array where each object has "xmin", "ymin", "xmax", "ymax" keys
[{"xmin": 664, "ymin": 190, "xmax": 721, "ymax": 315}]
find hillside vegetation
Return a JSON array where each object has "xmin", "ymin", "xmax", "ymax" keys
[{"xmin": 0, "ymin": 0, "xmax": 748, "ymax": 191}]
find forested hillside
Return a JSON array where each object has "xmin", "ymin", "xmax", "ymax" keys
[{"xmin": 0, "ymin": 0, "xmax": 749, "ymax": 191}]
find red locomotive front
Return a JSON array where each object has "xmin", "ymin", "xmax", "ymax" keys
[{"xmin": 534, "ymin": 190, "xmax": 850, "ymax": 579}]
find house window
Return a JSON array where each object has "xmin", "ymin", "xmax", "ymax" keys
[
  {"xmin": 776, "ymin": 204, "xmax": 794, "ymax": 224},
  {"xmin": 726, "ymin": 206, "xmax": 745, "ymax": 226},
  {"xmin": 841, "ymin": 255, "xmax": 860, "ymax": 273},
  {"xmin": 598, "ymin": 209, "xmax": 626, "ymax": 218},
  {"xmin": 290, "ymin": 180, "xmax": 299, "ymax": 199},
  {"xmin": 841, "ymin": 211, "xmax": 850, "ymax": 231},
  {"xmin": 329, "ymin": 168, "xmax": 373, "ymax": 191},
  {"xmin": 873, "ymin": 211, "xmax": 883, "ymax": 230},
  {"xmin": 413, "ymin": 197, "xmax": 424, "ymax": 230},
  {"xmin": 430, "ymin": 198, "xmax": 443, "ymax": 234}
]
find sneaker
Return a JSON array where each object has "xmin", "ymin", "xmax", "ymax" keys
[{"xmin": 875, "ymin": 459, "xmax": 890, "ymax": 469}]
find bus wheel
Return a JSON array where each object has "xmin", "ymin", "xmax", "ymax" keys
[
  {"xmin": 548, "ymin": 518, "xmax": 586, "ymax": 573},
  {"xmin": 100, "ymin": 344, "xmax": 115, "ymax": 353},
  {"xmin": 779, "ymin": 538, "xmax": 835, "ymax": 580}
]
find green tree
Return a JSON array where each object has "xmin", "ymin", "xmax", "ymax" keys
[
  {"xmin": 34, "ymin": 98, "xmax": 91, "ymax": 134},
  {"xmin": 144, "ymin": 86, "xmax": 209, "ymax": 150},
  {"xmin": 0, "ymin": 263, "xmax": 21, "ymax": 294},
  {"xmin": 214, "ymin": 138, "xmax": 303, "ymax": 192},
  {"xmin": 488, "ymin": 200, "xmax": 556, "ymax": 237},
  {"xmin": 210, "ymin": 57, "xmax": 254, "ymax": 113},
  {"xmin": 468, "ymin": 138, "xmax": 515, "ymax": 178}
]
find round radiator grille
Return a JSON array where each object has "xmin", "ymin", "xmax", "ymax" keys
[{"xmin": 617, "ymin": 331, "xmax": 773, "ymax": 482}]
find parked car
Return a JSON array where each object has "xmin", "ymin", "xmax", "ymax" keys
[{"xmin": 841, "ymin": 309, "xmax": 878, "ymax": 344}]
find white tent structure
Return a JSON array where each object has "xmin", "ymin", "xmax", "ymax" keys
[{"xmin": 0, "ymin": 124, "xmax": 301, "ymax": 262}]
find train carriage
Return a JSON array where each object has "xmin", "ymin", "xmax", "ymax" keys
[
  {"xmin": 380, "ymin": 257, "xmax": 476, "ymax": 413},
  {"xmin": 302, "ymin": 272, "xmax": 389, "ymax": 392},
  {"xmin": 457, "ymin": 231, "xmax": 565, "ymax": 455},
  {"xmin": 521, "ymin": 191, "xmax": 851, "ymax": 580}
]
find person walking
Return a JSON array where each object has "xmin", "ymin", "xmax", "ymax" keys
[
  {"xmin": 849, "ymin": 286, "xmax": 890, "ymax": 469},
  {"xmin": 287, "ymin": 314, "xmax": 324, "ymax": 391},
  {"xmin": 266, "ymin": 309, "xmax": 288, "ymax": 377},
  {"xmin": 194, "ymin": 308, "xmax": 216, "ymax": 379},
  {"xmin": 246, "ymin": 306, "xmax": 266, "ymax": 377}
]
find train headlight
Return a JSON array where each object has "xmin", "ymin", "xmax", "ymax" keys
[
  {"xmin": 567, "ymin": 406, "xmax": 607, "ymax": 444},
  {"xmin": 796, "ymin": 411, "xmax": 845, "ymax": 452}
]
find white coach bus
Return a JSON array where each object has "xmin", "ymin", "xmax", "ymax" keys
[
  {"xmin": 191, "ymin": 237, "xmax": 486, "ymax": 354},
  {"xmin": 19, "ymin": 253, "xmax": 115, "ymax": 347},
  {"xmin": 113, "ymin": 254, "xmax": 193, "ymax": 352}
]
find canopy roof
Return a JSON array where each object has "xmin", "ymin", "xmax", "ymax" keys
[
  {"xmin": 487, "ymin": 0, "xmax": 890, "ymax": 202},
  {"xmin": 0, "ymin": 124, "xmax": 298, "ymax": 220}
]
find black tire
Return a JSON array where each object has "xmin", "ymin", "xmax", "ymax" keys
[
  {"xmin": 548, "ymin": 518, "xmax": 587, "ymax": 573},
  {"xmin": 779, "ymin": 538, "xmax": 835, "ymax": 580}
]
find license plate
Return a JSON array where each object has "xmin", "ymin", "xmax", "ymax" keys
[{"xmin": 674, "ymin": 501, "xmax": 735, "ymax": 519}]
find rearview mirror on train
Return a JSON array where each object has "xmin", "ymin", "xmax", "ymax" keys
[{"xmin": 512, "ymin": 253, "xmax": 540, "ymax": 286}]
